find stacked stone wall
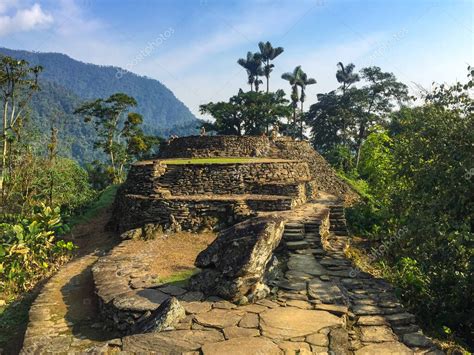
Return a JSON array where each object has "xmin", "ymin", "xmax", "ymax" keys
[{"xmin": 157, "ymin": 161, "xmax": 311, "ymax": 196}]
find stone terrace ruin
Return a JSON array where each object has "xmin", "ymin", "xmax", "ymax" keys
[{"xmin": 21, "ymin": 135, "xmax": 442, "ymax": 354}]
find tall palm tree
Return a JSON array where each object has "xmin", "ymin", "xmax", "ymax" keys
[
  {"xmin": 336, "ymin": 62, "xmax": 359, "ymax": 93},
  {"xmin": 237, "ymin": 52, "xmax": 264, "ymax": 92},
  {"xmin": 336, "ymin": 62, "xmax": 359, "ymax": 146},
  {"xmin": 297, "ymin": 69, "xmax": 316, "ymax": 139},
  {"xmin": 258, "ymin": 41, "xmax": 284, "ymax": 93},
  {"xmin": 281, "ymin": 66, "xmax": 303, "ymax": 128}
]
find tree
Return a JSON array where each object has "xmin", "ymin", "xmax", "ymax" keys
[
  {"xmin": 74, "ymin": 93, "xmax": 152, "ymax": 183},
  {"xmin": 258, "ymin": 41, "xmax": 284, "ymax": 93},
  {"xmin": 200, "ymin": 89, "xmax": 290, "ymax": 135},
  {"xmin": 336, "ymin": 62, "xmax": 359, "ymax": 93},
  {"xmin": 281, "ymin": 66, "xmax": 304, "ymax": 135},
  {"xmin": 237, "ymin": 52, "xmax": 264, "ymax": 92},
  {"xmin": 0, "ymin": 55, "xmax": 42, "ymax": 196},
  {"xmin": 298, "ymin": 69, "xmax": 316, "ymax": 139},
  {"xmin": 353, "ymin": 66, "xmax": 410, "ymax": 166}
]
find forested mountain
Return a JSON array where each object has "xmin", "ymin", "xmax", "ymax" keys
[{"xmin": 0, "ymin": 47, "xmax": 199, "ymax": 163}]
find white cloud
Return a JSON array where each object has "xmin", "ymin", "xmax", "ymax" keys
[{"xmin": 0, "ymin": 3, "xmax": 53, "ymax": 36}]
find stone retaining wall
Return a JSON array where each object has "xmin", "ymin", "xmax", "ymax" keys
[
  {"xmin": 157, "ymin": 161, "xmax": 311, "ymax": 196},
  {"xmin": 113, "ymin": 194, "xmax": 298, "ymax": 233},
  {"xmin": 159, "ymin": 135, "xmax": 271, "ymax": 158},
  {"xmin": 157, "ymin": 136, "xmax": 358, "ymax": 203}
]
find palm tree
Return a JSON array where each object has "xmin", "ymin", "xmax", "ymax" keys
[
  {"xmin": 336, "ymin": 62, "xmax": 359, "ymax": 146},
  {"xmin": 336, "ymin": 62, "xmax": 359, "ymax": 93},
  {"xmin": 237, "ymin": 52, "xmax": 264, "ymax": 92},
  {"xmin": 281, "ymin": 66, "xmax": 303, "ymax": 129},
  {"xmin": 258, "ymin": 41, "xmax": 284, "ymax": 93},
  {"xmin": 298, "ymin": 69, "xmax": 316, "ymax": 139}
]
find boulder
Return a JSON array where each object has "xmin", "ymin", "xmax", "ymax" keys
[
  {"xmin": 131, "ymin": 297, "xmax": 185, "ymax": 334},
  {"xmin": 189, "ymin": 216, "xmax": 285, "ymax": 302}
]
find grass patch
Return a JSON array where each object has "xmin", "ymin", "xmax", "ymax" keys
[
  {"xmin": 68, "ymin": 185, "xmax": 119, "ymax": 227},
  {"xmin": 161, "ymin": 157, "xmax": 283, "ymax": 165},
  {"xmin": 156, "ymin": 268, "xmax": 199, "ymax": 287}
]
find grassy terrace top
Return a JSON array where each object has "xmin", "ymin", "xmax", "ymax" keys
[{"xmin": 154, "ymin": 157, "xmax": 294, "ymax": 165}]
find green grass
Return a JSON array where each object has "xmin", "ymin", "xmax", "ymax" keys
[
  {"xmin": 156, "ymin": 268, "xmax": 199, "ymax": 287},
  {"xmin": 68, "ymin": 185, "xmax": 119, "ymax": 227},
  {"xmin": 161, "ymin": 157, "xmax": 281, "ymax": 165}
]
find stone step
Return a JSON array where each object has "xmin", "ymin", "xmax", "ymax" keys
[
  {"xmin": 283, "ymin": 234, "xmax": 305, "ymax": 242},
  {"xmin": 286, "ymin": 241, "xmax": 310, "ymax": 250}
]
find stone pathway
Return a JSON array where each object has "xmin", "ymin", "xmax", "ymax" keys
[{"xmin": 21, "ymin": 202, "xmax": 442, "ymax": 354}]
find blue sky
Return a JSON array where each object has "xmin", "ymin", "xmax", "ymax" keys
[{"xmin": 1, "ymin": 0, "xmax": 472, "ymax": 118}]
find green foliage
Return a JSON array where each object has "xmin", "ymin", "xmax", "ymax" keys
[
  {"xmin": 200, "ymin": 90, "xmax": 291, "ymax": 135},
  {"xmin": 75, "ymin": 93, "xmax": 157, "ymax": 183},
  {"xmin": 68, "ymin": 185, "xmax": 118, "ymax": 227},
  {"xmin": 0, "ymin": 204, "xmax": 75, "ymax": 293},
  {"xmin": 346, "ymin": 68, "xmax": 473, "ymax": 346}
]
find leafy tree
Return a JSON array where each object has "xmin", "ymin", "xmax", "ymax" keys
[
  {"xmin": 353, "ymin": 66, "xmax": 410, "ymax": 166},
  {"xmin": 74, "ymin": 93, "xmax": 153, "ymax": 183},
  {"xmin": 237, "ymin": 52, "xmax": 264, "ymax": 92},
  {"xmin": 0, "ymin": 55, "xmax": 42, "ymax": 196},
  {"xmin": 200, "ymin": 90, "xmax": 290, "ymax": 135},
  {"xmin": 258, "ymin": 41, "xmax": 284, "ymax": 93}
]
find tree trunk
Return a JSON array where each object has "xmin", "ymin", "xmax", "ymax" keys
[
  {"xmin": 266, "ymin": 75, "xmax": 269, "ymax": 93},
  {"xmin": 1, "ymin": 101, "xmax": 9, "ymax": 196}
]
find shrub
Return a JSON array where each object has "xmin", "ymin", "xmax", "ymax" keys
[{"xmin": 0, "ymin": 204, "xmax": 75, "ymax": 293}]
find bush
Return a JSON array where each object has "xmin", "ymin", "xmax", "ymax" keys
[{"xmin": 0, "ymin": 204, "xmax": 75, "ymax": 293}]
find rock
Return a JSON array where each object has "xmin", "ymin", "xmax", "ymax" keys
[
  {"xmin": 307, "ymin": 279, "xmax": 344, "ymax": 304},
  {"xmin": 194, "ymin": 309, "xmax": 243, "ymax": 329},
  {"xmin": 256, "ymin": 299, "xmax": 280, "ymax": 308},
  {"xmin": 313, "ymin": 303, "xmax": 348, "ymax": 316},
  {"xmin": 237, "ymin": 304, "xmax": 268, "ymax": 313},
  {"xmin": 212, "ymin": 300, "xmax": 236, "ymax": 309},
  {"xmin": 287, "ymin": 254, "xmax": 327, "ymax": 276},
  {"xmin": 178, "ymin": 291, "xmax": 204, "ymax": 302},
  {"xmin": 201, "ymin": 336, "xmax": 281, "ymax": 355},
  {"xmin": 286, "ymin": 300, "xmax": 312, "ymax": 309},
  {"xmin": 278, "ymin": 341, "xmax": 312, "ymax": 354},
  {"xmin": 120, "ymin": 228, "xmax": 143, "ymax": 240},
  {"xmin": 356, "ymin": 315, "xmax": 388, "ymax": 326},
  {"xmin": 385, "ymin": 312, "xmax": 416, "ymax": 326},
  {"xmin": 260, "ymin": 307, "xmax": 341, "ymax": 340},
  {"xmin": 238, "ymin": 312, "xmax": 259, "ymax": 328},
  {"xmin": 306, "ymin": 333, "xmax": 329, "ymax": 346},
  {"xmin": 352, "ymin": 304, "xmax": 383, "ymax": 316},
  {"xmin": 355, "ymin": 342, "xmax": 413, "ymax": 355},
  {"xmin": 159, "ymin": 284, "xmax": 187, "ymax": 296},
  {"xmin": 359, "ymin": 326, "xmax": 397, "ymax": 342},
  {"xmin": 113, "ymin": 289, "xmax": 170, "ymax": 312},
  {"xmin": 190, "ymin": 216, "xmax": 285, "ymax": 301},
  {"xmin": 122, "ymin": 329, "xmax": 224, "ymax": 353},
  {"xmin": 285, "ymin": 270, "xmax": 313, "ymax": 282},
  {"xmin": 131, "ymin": 297, "xmax": 186, "ymax": 333},
  {"xmin": 402, "ymin": 333, "xmax": 433, "ymax": 348},
  {"xmin": 329, "ymin": 327, "xmax": 350, "ymax": 355},
  {"xmin": 223, "ymin": 326, "xmax": 260, "ymax": 339},
  {"xmin": 183, "ymin": 301, "xmax": 212, "ymax": 314},
  {"xmin": 276, "ymin": 280, "xmax": 307, "ymax": 291}
]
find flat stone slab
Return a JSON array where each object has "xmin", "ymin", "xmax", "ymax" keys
[
  {"xmin": 194, "ymin": 309, "xmax": 243, "ymax": 329},
  {"xmin": 223, "ymin": 326, "xmax": 260, "ymax": 339},
  {"xmin": 183, "ymin": 301, "xmax": 212, "ymax": 314},
  {"xmin": 201, "ymin": 336, "xmax": 281, "ymax": 355},
  {"xmin": 356, "ymin": 315, "xmax": 388, "ymax": 326},
  {"xmin": 122, "ymin": 329, "xmax": 224, "ymax": 353},
  {"xmin": 402, "ymin": 332, "xmax": 433, "ymax": 348},
  {"xmin": 260, "ymin": 307, "xmax": 341, "ymax": 340},
  {"xmin": 238, "ymin": 313, "xmax": 259, "ymax": 328},
  {"xmin": 287, "ymin": 254, "xmax": 327, "ymax": 276},
  {"xmin": 355, "ymin": 341, "xmax": 413, "ymax": 355},
  {"xmin": 360, "ymin": 325, "xmax": 397, "ymax": 342},
  {"xmin": 308, "ymin": 279, "xmax": 343, "ymax": 304},
  {"xmin": 113, "ymin": 289, "xmax": 170, "ymax": 311}
]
